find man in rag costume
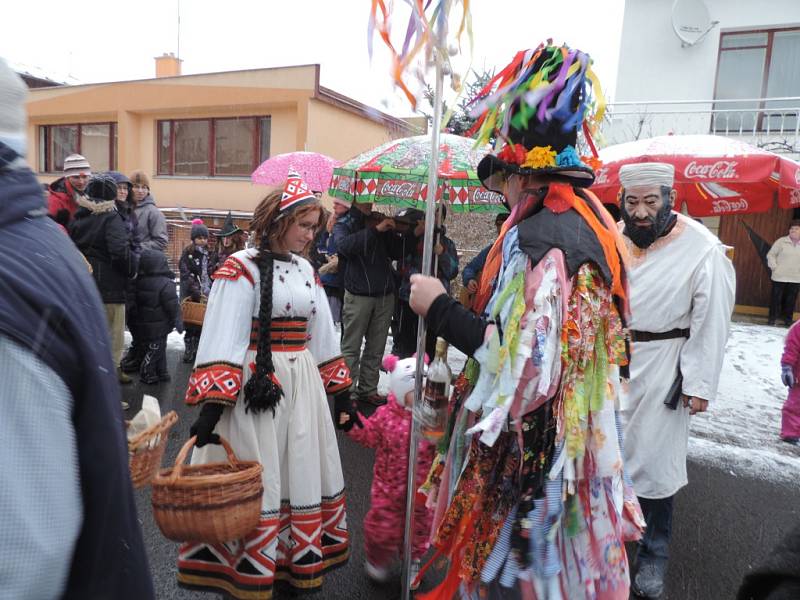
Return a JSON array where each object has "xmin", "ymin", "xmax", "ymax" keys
[
  {"xmin": 617, "ymin": 162, "xmax": 735, "ymax": 598},
  {"xmin": 401, "ymin": 43, "xmax": 646, "ymax": 599}
]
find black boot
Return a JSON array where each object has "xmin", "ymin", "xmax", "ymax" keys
[
  {"xmin": 140, "ymin": 341, "xmax": 161, "ymax": 385},
  {"xmin": 182, "ymin": 335, "xmax": 197, "ymax": 364},
  {"xmin": 120, "ymin": 342, "xmax": 143, "ymax": 373}
]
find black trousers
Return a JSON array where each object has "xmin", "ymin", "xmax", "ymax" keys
[
  {"xmin": 769, "ymin": 281, "xmax": 800, "ymax": 324},
  {"xmin": 391, "ymin": 299, "xmax": 436, "ymax": 360},
  {"xmin": 140, "ymin": 336, "xmax": 168, "ymax": 381}
]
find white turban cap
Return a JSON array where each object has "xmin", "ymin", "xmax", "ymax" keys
[{"xmin": 619, "ymin": 162, "xmax": 675, "ymax": 189}]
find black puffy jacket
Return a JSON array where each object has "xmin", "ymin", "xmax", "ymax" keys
[
  {"xmin": 134, "ymin": 249, "xmax": 179, "ymax": 341},
  {"xmin": 69, "ymin": 198, "xmax": 134, "ymax": 304}
]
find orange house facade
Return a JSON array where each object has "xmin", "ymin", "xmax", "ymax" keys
[{"xmin": 25, "ymin": 60, "xmax": 422, "ymax": 214}]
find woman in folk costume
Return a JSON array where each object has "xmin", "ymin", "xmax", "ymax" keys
[
  {"xmin": 177, "ymin": 171, "xmax": 353, "ymax": 599},
  {"xmin": 406, "ymin": 43, "xmax": 645, "ymax": 599}
]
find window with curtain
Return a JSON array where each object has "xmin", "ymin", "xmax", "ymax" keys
[
  {"xmin": 713, "ymin": 28, "xmax": 800, "ymax": 132},
  {"xmin": 38, "ymin": 123, "xmax": 116, "ymax": 173},
  {"xmin": 157, "ymin": 116, "xmax": 271, "ymax": 176}
]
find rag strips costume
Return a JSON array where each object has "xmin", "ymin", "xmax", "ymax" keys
[
  {"xmin": 414, "ymin": 44, "xmax": 645, "ymax": 599},
  {"xmin": 178, "ymin": 172, "xmax": 352, "ymax": 599}
]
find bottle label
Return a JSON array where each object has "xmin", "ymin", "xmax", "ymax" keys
[{"xmin": 419, "ymin": 380, "xmax": 449, "ymax": 441}]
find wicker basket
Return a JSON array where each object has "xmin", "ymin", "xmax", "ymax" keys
[
  {"xmin": 151, "ymin": 436, "xmax": 263, "ymax": 543},
  {"xmin": 128, "ymin": 411, "xmax": 179, "ymax": 489},
  {"xmin": 181, "ymin": 296, "xmax": 207, "ymax": 326}
]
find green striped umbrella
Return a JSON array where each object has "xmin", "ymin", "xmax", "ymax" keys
[{"xmin": 328, "ymin": 133, "xmax": 506, "ymax": 213}]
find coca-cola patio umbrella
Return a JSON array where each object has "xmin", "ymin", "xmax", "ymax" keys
[
  {"xmin": 328, "ymin": 133, "xmax": 506, "ymax": 212},
  {"xmin": 591, "ymin": 134, "xmax": 800, "ymax": 216}
]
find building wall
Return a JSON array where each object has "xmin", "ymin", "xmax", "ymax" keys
[
  {"xmin": 615, "ymin": 0, "xmax": 800, "ymax": 103},
  {"xmin": 306, "ymin": 98, "xmax": 405, "ymax": 162},
  {"xmin": 25, "ymin": 65, "xmax": 417, "ymax": 213}
]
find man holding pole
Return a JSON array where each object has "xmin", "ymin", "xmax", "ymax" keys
[
  {"xmin": 407, "ymin": 43, "xmax": 645, "ymax": 598},
  {"xmin": 615, "ymin": 162, "xmax": 735, "ymax": 598}
]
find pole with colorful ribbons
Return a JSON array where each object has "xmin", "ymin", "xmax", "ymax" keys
[{"xmin": 368, "ymin": 2, "xmax": 472, "ymax": 597}]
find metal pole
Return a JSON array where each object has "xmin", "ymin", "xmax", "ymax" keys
[{"xmin": 401, "ymin": 54, "xmax": 444, "ymax": 600}]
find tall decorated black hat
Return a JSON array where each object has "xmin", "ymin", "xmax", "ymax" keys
[
  {"xmin": 217, "ymin": 211, "xmax": 242, "ymax": 238},
  {"xmin": 469, "ymin": 42, "xmax": 605, "ymax": 193}
]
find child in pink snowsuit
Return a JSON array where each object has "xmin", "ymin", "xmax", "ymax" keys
[
  {"xmin": 780, "ymin": 321, "xmax": 800, "ymax": 444},
  {"xmin": 339, "ymin": 354, "xmax": 436, "ymax": 584}
]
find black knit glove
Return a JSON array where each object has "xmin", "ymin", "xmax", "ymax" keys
[
  {"xmin": 334, "ymin": 392, "xmax": 362, "ymax": 432},
  {"xmin": 190, "ymin": 402, "xmax": 224, "ymax": 447}
]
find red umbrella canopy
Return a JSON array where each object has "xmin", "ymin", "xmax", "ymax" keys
[{"xmin": 592, "ymin": 135, "xmax": 800, "ymax": 217}]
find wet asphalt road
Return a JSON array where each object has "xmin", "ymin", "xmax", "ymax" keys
[{"xmin": 124, "ymin": 347, "xmax": 800, "ymax": 600}]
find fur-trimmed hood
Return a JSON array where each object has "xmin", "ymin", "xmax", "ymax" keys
[{"xmin": 76, "ymin": 195, "xmax": 118, "ymax": 214}]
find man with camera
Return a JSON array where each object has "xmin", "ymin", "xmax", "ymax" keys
[{"xmin": 333, "ymin": 202, "xmax": 409, "ymax": 406}]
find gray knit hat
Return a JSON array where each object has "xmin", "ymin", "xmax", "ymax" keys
[
  {"xmin": 191, "ymin": 219, "xmax": 209, "ymax": 240},
  {"xmin": 0, "ymin": 58, "xmax": 28, "ymax": 156},
  {"xmin": 63, "ymin": 154, "xmax": 91, "ymax": 176}
]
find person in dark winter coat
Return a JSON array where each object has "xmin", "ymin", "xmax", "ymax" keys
[
  {"xmin": 109, "ymin": 170, "xmax": 144, "ymax": 382},
  {"xmin": 392, "ymin": 205, "xmax": 459, "ymax": 359},
  {"xmin": 180, "ymin": 219, "xmax": 217, "ymax": 363},
  {"xmin": 738, "ymin": 523, "xmax": 800, "ymax": 600},
  {"xmin": 0, "ymin": 61, "xmax": 154, "ymax": 599},
  {"xmin": 136, "ymin": 249, "xmax": 182, "ymax": 384},
  {"xmin": 47, "ymin": 153, "xmax": 91, "ymax": 228},
  {"xmin": 69, "ymin": 173, "xmax": 136, "ymax": 392},
  {"xmin": 333, "ymin": 202, "xmax": 409, "ymax": 405}
]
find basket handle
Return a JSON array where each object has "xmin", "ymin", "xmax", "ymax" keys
[{"xmin": 170, "ymin": 435, "xmax": 239, "ymax": 484}]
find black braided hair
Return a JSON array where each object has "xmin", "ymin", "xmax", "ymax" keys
[{"xmin": 243, "ymin": 235, "xmax": 284, "ymax": 414}]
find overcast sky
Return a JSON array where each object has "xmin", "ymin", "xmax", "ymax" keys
[{"xmin": 5, "ymin": 0, "xmax": 626, "ymax": 117}]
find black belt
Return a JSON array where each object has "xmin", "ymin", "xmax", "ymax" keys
[{"xmin": 629, "ymin": 328, "xmax": 690, "ymax": 342}]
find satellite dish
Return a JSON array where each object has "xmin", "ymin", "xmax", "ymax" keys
[{"xmin": 672, "ymin": 0, "xmax": 719, "ymax": 48}]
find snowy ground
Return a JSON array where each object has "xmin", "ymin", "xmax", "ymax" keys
[
  {"xmin": 156, "ymin": 321, "xmax": 800, "ymax": 485},
  {"xmin": 689, "ymin": 322, "xmax": 800, "ymax": 485}
]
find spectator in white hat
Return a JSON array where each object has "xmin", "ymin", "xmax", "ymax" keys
[{"xmin": 47, "ymin": 153, "xmax": 91, "ymax": 227}]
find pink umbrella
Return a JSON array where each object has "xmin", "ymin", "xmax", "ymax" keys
[{"xmin": 251, "ymin": 151, "xmax": 341, "ymax": 192}]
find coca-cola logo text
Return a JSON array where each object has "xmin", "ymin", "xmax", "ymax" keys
[
  {"xmin": 473, "ymin": 189, "xmax": 501, "ymax": 203},
  {"xmin": 595, "ymin": 167, "xmax": 610, "ymax": 185},
  {"xmin": 684, "ymin": 160, "xmax": 738, "ymax": 180},
  {"xmin": 794, "ymin": 168, "xmax": 800, "ymax": 186},
  {"xmin": 335, "ymin": 176, "xmax": 351, "ymax": 192},
  {"xmin": 711, "ymin": 198, "xmax": 749, "ymax": 213},
  {"xmin": 378, "ymin": 181, "xmax": 418, "ymax": 199}
]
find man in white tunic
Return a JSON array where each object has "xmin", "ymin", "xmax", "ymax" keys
[{"xmin": 618, "ymin": 162, "xmax": 735, "ymax": 599}]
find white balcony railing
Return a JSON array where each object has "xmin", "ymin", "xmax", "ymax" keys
[{"xmin": 602, "ymin": 97, "xmax": 800, "ymax": 157}]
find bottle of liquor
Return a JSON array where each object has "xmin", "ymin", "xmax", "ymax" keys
[{"xmin": 418, "ymin": 337, "xmax": 452, "ymax": 442}]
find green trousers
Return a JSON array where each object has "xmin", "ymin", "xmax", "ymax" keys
[{"xmin": 340, "ymin": 291, "xmax": 395, "ymax": 398}]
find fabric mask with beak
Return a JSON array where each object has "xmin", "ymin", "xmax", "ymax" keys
[{"xmin": 382, "ymin": 354, "xmax": 429, "ymax": 410}]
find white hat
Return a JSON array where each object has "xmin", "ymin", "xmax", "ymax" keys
[
  {"xmin": 619, "ymin": 162, "xmax": 675, "ymax": 188},
  {"xmin": 0, "ymin": 58, "xmax": 28, "ymax": 157},
  {"xmin": 63, "ymin": 154, "xmax": 91, "ymax": 177},
  {"xmin": 381, "ymin": 354, "xmax": 427, "ymax": 408}
]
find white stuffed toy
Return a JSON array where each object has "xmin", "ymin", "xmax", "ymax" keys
[{"xmin": 381, "ymin": 353, "xmax": 428, "ymax": 410}]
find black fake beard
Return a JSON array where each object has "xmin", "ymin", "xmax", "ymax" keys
[{"xmin": 622, "ymin": 203, "xmax": 676, "ymax": 249}]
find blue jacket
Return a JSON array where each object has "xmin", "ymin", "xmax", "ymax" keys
[
  {"xmin": 397, "ymin": 230, "xmax": 459, "ymax": 301},
  {"xmin": 0, "ymin": 144, "xmax": 154, "ymax": 599},
  {"xmin": 462, "ymin": 243, "xmax": 491, "ymax": 286},
  {"xmin": 332, "ymin": 206, "xmax": 410, "ymax": 297}
]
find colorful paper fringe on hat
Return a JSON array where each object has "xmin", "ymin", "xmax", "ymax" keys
[
  {"xmin": 467, "ymin": 42, "xmax": 606, "ymax": 167},
  {"xmin": 279, "ymin": 170, "xmax": 317, "ymax": 216}
]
